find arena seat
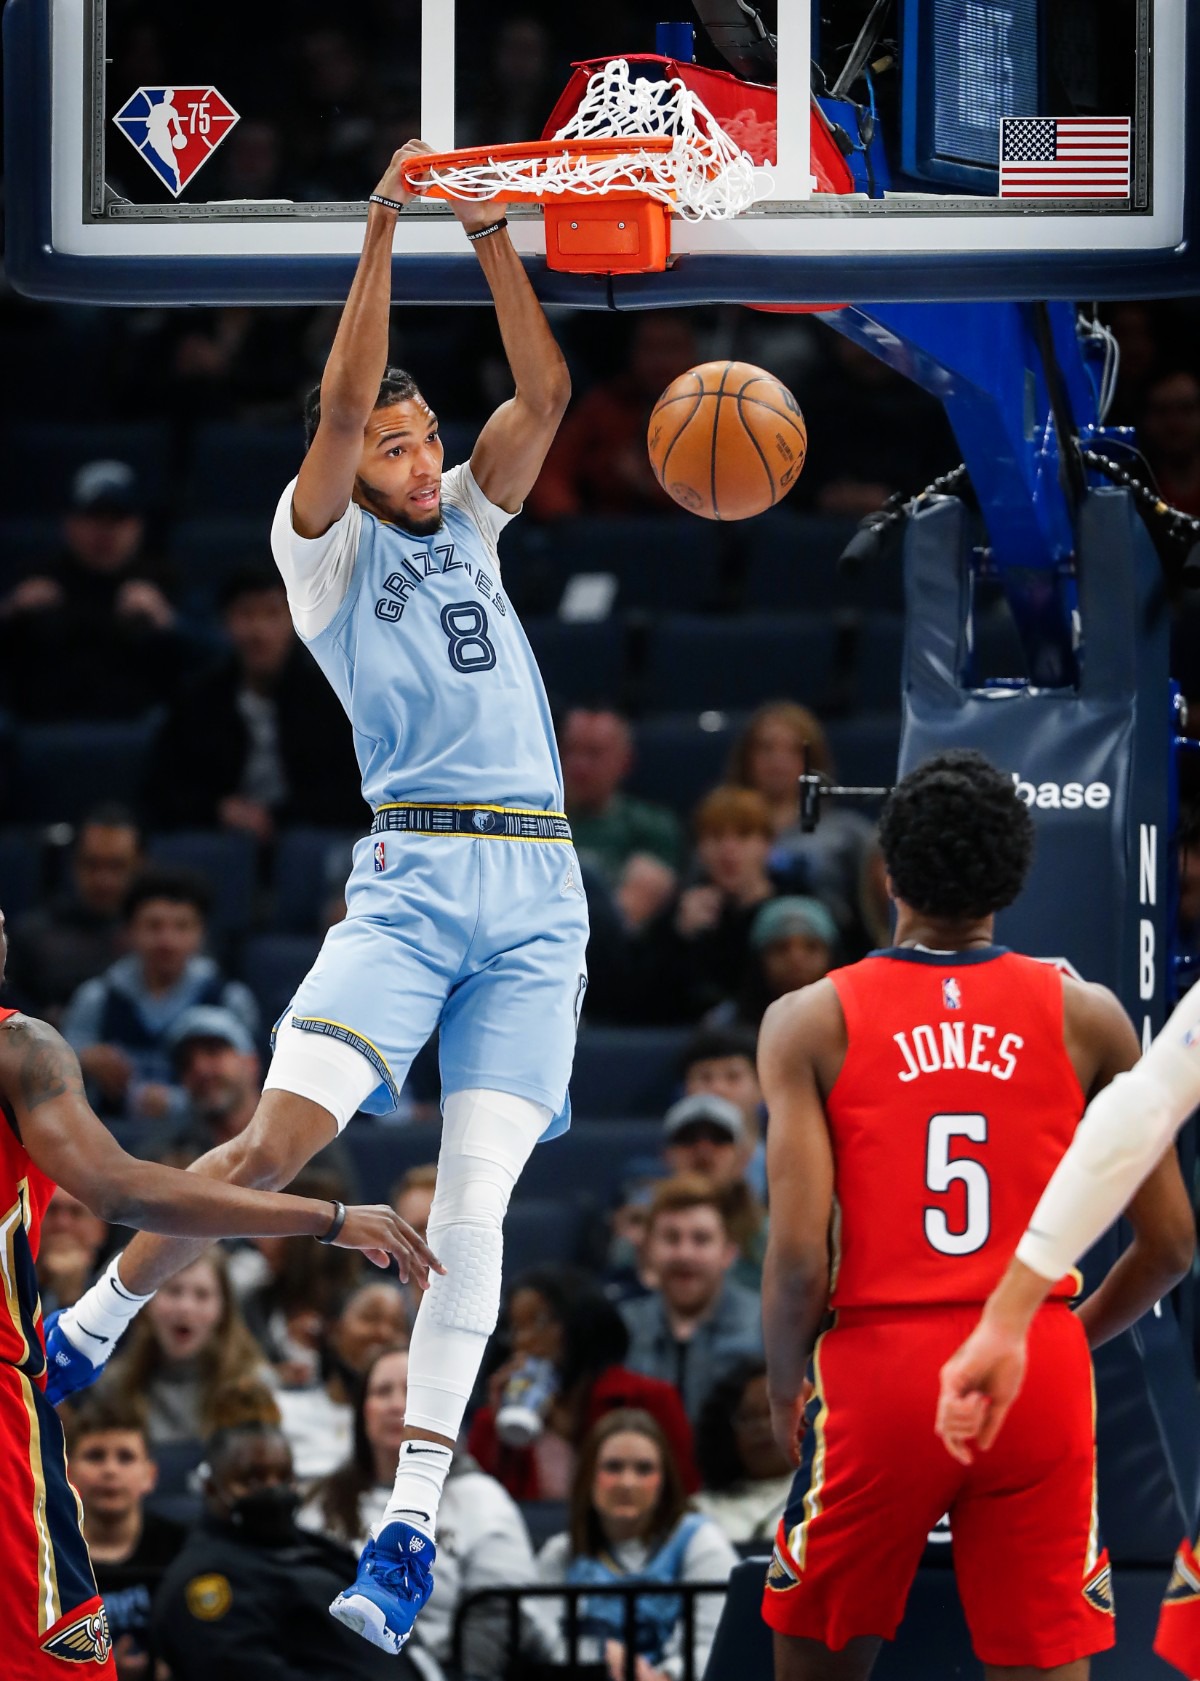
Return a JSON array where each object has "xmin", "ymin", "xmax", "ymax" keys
[
  {"xmin": 627, "ymin": 712, "xmax": 746, "ymax": 816},
  {"xmin": 240, "ymin": 933, "xmax": 323, "ymax": 1033},
  {"xmin": 2, "ymin": 423, "xmax": 171, "ymax": 515},
  {"xmin": 512, "ymin": 1120, "xmax": 664, "ymax": 1204},
  {"xmin": 825, "ymin": 713, "xmax": 902, "ymax": 790},
  {"xmin": 570, "ymin": 1027, "xmax": 688, "ymax": 1119},
  {"xmin": 184, "ymin": 423, "xmax": 304, "ymax": 515},
  {"xmin": 0, "ymin": 517, "xmax": 62, "ymax": 572},
  {"xmin": 641, "ymin": 615, "xmax": 838, "ymax": 713},
  {"xmin": 0, "ymin": 829, "xmax": 46, "ymax": 922},
  {"xmin": 272, "ymin": 827, "xmax": 361, "ymax": 932},
  {"xmin": 339, "ymin": 1125, "xmax": 443, "ymax": 1201},
  {"xmin": 146, "ymin": 830, "xmax": 258, "ymax": 936},
  {"xmin": 168, "ymin": 516, "xmax": 276, "ymax": 617},
  {"xmin": 523, "ymin": 618, "xmax": 626, "ymax": 710},
  {"xmin": 853, "ymin": 613, "xmax": 906, "ymax": 712},
  {"xmin": 518, "ymin": 1500, "xmax": 570, "ymax": 1550},
  {"xmin": 512, "ymin": 517, "xmax": 723, "ymax": 614},
  {"xmin": 502, "ymin": 1197, "xmax": 587, "ymax": 1280},
  {"xmin": 12, "ymin": 717, "xmax": 161, "ymax": 825},
  {"xmin": 740, "ymin": 512, "xmax": 862, "ymax": 611}
]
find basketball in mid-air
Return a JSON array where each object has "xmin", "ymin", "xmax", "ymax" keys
[{"xmin": 647, "ymin": 360, "xmax": 807, "ymax": 521}]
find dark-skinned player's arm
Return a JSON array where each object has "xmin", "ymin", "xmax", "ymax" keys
[
  {"xmin": 463, "ymin": 209, "xmax": 572, "ymax": 513},
  {"xmin": 291, "ymin": 139, "xmax": 436, "ymax": 539},
  {"xmin": 759, "ymin": 983, "xmax": 839, "ymax": 1467},
  {"xmin": 0, "ymin": 1015, "xmax": 426, "ymax": 1261},
  {"xmin": 938, "ymin": 980, "xmax": 1198, "ymax": 1464}
]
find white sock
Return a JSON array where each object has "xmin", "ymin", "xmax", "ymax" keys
[
  {"xmin": 377, "ymin": 1440, "xmax": 454, "ymax": 1540},
  {"xmin": 56, "ymin": 1253, "xmax": 154, "ymax": 1357}
]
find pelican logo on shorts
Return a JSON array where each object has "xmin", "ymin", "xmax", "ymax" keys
[
  {"xmin": 40, "ymin": 1605, "xmax": 112, "ymax": 1665},
  {"xmin": 374, "ymin": 839, "xmax": 386, "ymax": 873},
  {"xmin": 765, "ymin": 1542, "xmax": 801, "ymax": 1593},
  {"xmin": 942, "ymin": 978, "xmax": 962, "ymax": 1010},
  {"xmin": 472, "ymin": 810, "xmax": 496, "ymax": 833},
  {"xmin": 1083, "ymin": 1559, "xmax": 1114, "ymax": 1615},
  {"xmin": 113, "ymin": 88, "xmax": 239, "ymax": 198}
]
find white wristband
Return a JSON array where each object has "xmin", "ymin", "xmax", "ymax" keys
[{"xmin": 55, "ymin": 1253, "xmax": 155, "ymax": 1357}]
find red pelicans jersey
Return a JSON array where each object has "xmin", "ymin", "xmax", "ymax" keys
[
  {"xmin": 826, "ymin": 947, "xmax": 1084, "ymax": 1309},
  {"xmin": 0, "ymin": 1008, "xmax": 54, "ymax": 1379}
]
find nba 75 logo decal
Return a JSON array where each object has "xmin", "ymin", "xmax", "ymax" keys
[{"xmin": 113, "ymin": 88, "xmax": 239, "ymax": 197}]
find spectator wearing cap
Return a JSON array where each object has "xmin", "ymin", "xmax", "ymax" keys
[
  {"xmin": 679, "ymin": 1024, "xmax": 768, "ymax": 1201},
  {"xmin": 168, "ymin": 1005, "xmax": 261, "ymax": 1155},
  {"xmin": 661, "ymin": 1094, "xmax": 768, "ymax": 1289},
  {"xmin": 561, "ymin": 708, "xmax": 682, "ymax": 886},
  {"xmin": 709, "ymin": 894, "xmax": 839, "ymax": 1032},
  {"xmin": 62, "ymin": 868, "xmax": 258, "ymax": 1123},
  {"xmin": 0, "ymin": 460, "xmax": 191, "ymax": 721},
  {"xmin": 620, "ymin": 1177, "xmax": 764, "ymax": 1424},
  {"xmin": 629, "ymin": 787, "xmax": 783, "ymax": 1025},
  {"xmin": 6, "ymin": 803, "xmax": 143, "ymax": 1023},
  {"xmin": 146, "ymin": 567, "xmax": 365, "ymax": 839}
]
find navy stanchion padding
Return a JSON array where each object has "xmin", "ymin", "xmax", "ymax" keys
[
  {"xmin": 272, "ymin": 828, "xmax": 359, "ymax": 932},
  {"xmin": 523, "ymin": 619, "xmax": 626, "ymax": 710},
  {"xmin": 642, "ymin": 615, "xmax": 837, "ymax": 713},
  {"xmin": 627, "ymin": 712, "xmax": 746, "ymax": 817},
  {"xmin": 513, "ymin": 1120, "xmax": 664, "ymax": 1203},
  {"xmin": 0, "ymin": 828, "xmax": 45, "ymax": 921},
  {"xmin": 240, "ymin": 933, "xmax": 322, "ymax": 1035},
  {"xmin": 184, "ymin": 423, "xmax": 303, "ymax": 515},
  {"xmin": 706, "ymin": 1559, "xmax": 1180, "ymax": 1680},
  {"xmin": 12, "ymin": 717, "xmax": 161, "ymax": 824},
  {"xmin": 570, "ymin": 1027, "xmax": 689, "ymax": 1118},
  {"xmin": 146, "ymin": 830, "xmax": 257, "ymax": 935},
  {"xmin": 825, "ymin": 714, "xmax": 902, "ymax": 790}
]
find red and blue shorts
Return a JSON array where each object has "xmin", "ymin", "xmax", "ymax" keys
[
  {"xmin": 762, "ymin": 1302, "xmax": 1115, "ymax": 1670},
  {"xmin": 0, "ymin": 1361, "xmax": 114, "ymax": 1679}
]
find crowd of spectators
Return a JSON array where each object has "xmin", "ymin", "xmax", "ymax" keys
[{"xmin": 6, "ymin": 14, "xmax": 1200, "ymax": 1673}]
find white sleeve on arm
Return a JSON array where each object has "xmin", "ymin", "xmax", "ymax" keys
[
  {"xmin": 1016, "ymin": 978, "xmax": 1200, "ymax": 1282},
  {"xmin": 269, "ymin": 477, "xmax": 363, "ymax": 639}
]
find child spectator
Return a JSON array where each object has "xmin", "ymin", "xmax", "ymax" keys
[
  {"xmin": 537, "ymin": 1408, "xmax": 737, "ymax": 1680},
  {"xmin": 61, "ymin": 868, "xmax": 258, "ymax": 1122},
  {"xmin": 68, "ymin": 1395, "xmax": 187, "ymax": 1681},
  {"xmin": 101, "ymin": 1249, "xmax": 266, "ymax": 1447}
]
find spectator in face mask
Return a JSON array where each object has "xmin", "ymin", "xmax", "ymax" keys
[{"xmin": 151, "ymin": 1419, "xmax": 430, "ymax": 1681}]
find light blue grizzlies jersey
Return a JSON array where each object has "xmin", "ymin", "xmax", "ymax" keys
[{"xmin": 270, "ymin": 464, "xmax": 563, "ymax": 810}]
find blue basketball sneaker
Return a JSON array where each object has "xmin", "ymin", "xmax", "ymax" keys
[{"xmin": 329, "ymin": 1520, "xmax": 436, "ymax": 1653}]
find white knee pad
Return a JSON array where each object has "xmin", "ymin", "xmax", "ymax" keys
[{"xmin": 405, "ymin": 1088, "xmax": 549, "ymax": 1438}]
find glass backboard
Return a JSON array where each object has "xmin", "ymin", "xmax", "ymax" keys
[{"xmin": 5, "ymin": 0, "xmax": 1197, "ymax": 306}]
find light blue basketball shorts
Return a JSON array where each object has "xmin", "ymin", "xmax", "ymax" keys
[{"xmin": 281, "ymin": 826, "xmax": 590, "ymax": 1135}]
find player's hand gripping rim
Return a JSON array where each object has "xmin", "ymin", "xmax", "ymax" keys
[
  {"xmin": 936, "ymin": 1318, "xmax": 1028, "ymax": 1465},
  {"xmin": 333, "ymin": 1204, "xmax": 445, "ymax": 1289},
  {"xmin": 371, "ymin": 138, "xmax": 437, "ymax": 215}
]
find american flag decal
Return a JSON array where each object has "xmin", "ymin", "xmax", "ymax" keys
[{"xmin": 999, "ymin": 117, "xmax": 1131, "ymax": 199}]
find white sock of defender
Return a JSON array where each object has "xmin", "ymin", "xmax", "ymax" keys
[
  {"xmin": 375, "ymin": 1088, "xmax": 549, "ymax": 1541},
  {"xmin": 55, "ymin": 1253, "xmax": 154, "ymax": 1359}
]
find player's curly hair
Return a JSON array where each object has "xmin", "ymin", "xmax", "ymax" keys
[
  {"xmin": 303, "ymin": 366, "xmax": 421, "ymax": 448},
  {"xmin": 878, "ymin": 749, "xmax": 1033, "ymax": 921}
]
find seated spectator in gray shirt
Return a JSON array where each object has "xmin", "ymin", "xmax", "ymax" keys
[
  {"xmin": 7, "ymin": 804, "xmax": 142, "ymax": 1022},
  {"xmin": 619, "ymin": 1177, "xmax": 763, "ymax": 1424},
  {"xmin": 61, "ymin": 868, "xmax": 258, "ymax": 1122}
]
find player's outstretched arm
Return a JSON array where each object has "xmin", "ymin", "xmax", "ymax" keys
[
  {"xmin": 938, "ymin": 975, "xmax": 1200, "ymax": 1462},
  {"xmin": 456, "ymin": 207, "xmax": 572, "ymax": 513},
  {"xmin": 292, "ymin": 141, "xmax": 433, "ymax": 539},
  {"xmin": 0, "ymin": 1016, "xmax": 436, "ymax": 1265},
  {"xmin": 759, "ymin": 982, "xmax": 839, "ymax": 1466}
]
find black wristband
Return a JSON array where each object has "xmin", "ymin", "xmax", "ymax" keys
[
  {"xmin": 317, "ymin": 1200, "xmax": 347, "ymax": 1245},
  {"xmin": 466, "ymin": 216, "xmax": 509, "ymax": 242},
  {"xmin": 369, "ymin": 193, "xmax": 405, "ymax": 212}
]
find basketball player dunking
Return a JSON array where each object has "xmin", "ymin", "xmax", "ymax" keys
[
  {"xmin": 759, "ymin": 751, "xmax": 1194, "ymax": 1681},
  {"xmin": 0, "ymin": 909, "xmax": 419, "ymax": 1680},
  {"xmin": 44, "ymin": 140, "xmax": 589, "ymax": 1655}
]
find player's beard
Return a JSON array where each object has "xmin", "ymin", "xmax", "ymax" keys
[{"xmin": 356, "ymin": 474, "xmax": 443, "ymax": 538}]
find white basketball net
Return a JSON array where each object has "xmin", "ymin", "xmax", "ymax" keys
[{"xmin": 410, "ymin": 59, "xmax": 772, "ymax": 221}]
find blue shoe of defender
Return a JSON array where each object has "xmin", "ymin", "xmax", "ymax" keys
[{"xmin": 329, "ymin": 1521, "xmax": 436, "ymax": 1654}]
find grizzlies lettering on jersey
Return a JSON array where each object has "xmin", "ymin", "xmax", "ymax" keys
[{"xmin": 271, "ymin": 464, "xmax": 562, "ymax": 810}]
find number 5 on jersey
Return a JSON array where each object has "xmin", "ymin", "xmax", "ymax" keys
[{"xmin": 924, "ymin": 1113, "xmax": 990, "ymax": 1256}]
